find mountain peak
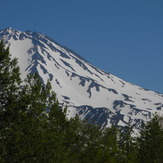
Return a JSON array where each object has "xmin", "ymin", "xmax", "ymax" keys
[
  {"xmin": 0, "ymin": 28, "xmax": 163, "ymax": 131},
  {"xmin": 4, "ymin": 27, "xmax": 14, "ymax": 31},
  {"xmin": 2, "ymin": 27, "xmax": 19, "ymax": 34}
]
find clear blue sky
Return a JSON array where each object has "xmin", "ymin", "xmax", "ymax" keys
[{"xmin": 1, "ymin": 0, "xmax": 163, "ymax": 93}]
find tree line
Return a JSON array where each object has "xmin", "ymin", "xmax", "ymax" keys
[{"xmin": 0, "ymin": 40, "xmax": 163, "ymax": 163}]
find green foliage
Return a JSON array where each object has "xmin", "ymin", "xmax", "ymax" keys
[
  {"xmin": 117, "ymin": 126, "xmax": 138, "ymax": 163},
  {"xmin": 0, "ymin": 40, "xmax": 163, "ymax": 163},
  {"xmin": 137, "ymin": 114, "xmax": 163, "ymax": 163},
  {"xmin": 0, "ymin": 40, "xmax": 21, "ymax": 128},
  {"xmin": 0, "ymin": 40, "xmax": 21, "ymax": 163},
  {"xmin": 0, "ymin": 41, "xmax": 68, "ymax": 162}
]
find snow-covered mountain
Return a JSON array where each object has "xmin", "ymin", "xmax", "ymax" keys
[{"xmin": 0, "ymin": 27, "xmax": 163, "ymax": 131}]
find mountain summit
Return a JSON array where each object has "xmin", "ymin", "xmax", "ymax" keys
[{"xmin": 0, "ymin": 27, "xmax": 163, "ymax": 131}]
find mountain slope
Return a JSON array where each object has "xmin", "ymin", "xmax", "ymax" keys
[{"xmin": 0, "ymin": 27, "xmax": 163, "ymax": 131}]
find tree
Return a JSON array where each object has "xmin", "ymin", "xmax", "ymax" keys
[
  {"xmin": 137, "ymin": 114, "xmax": 163, "ymax": 163},
  {"xmin": 0, "ymin": 40, "xmax": 21, "ymax": 127},
  {"xmin": 117, "ymin": 126, "xmax": 138, "ymax": 163},
  {"xmin": 65, "ymin": 116, "xmax": 103, "ymax": 163},
  {"xmin": 0, "ymin": 41, "xmax": 69, "ymax": 162},
  {"xmin": 97, "ymin": 126, "xmax": 118, "ymax": 163},
  {"xmin": 0, "ymin": 40, "xmax": 22, "ymax": 162}
]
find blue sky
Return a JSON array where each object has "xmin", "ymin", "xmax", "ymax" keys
[{"xmin": 1, "ymin": 0, "xmax": 163, "ymax": 93}]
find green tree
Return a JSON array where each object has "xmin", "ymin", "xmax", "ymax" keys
[
  {"xmin": 65, "ymin": 117, "xmax": 118, "ymax": 163},
  {"xmin": 0, "ymin": 40, "xmax": 21, "ymax": 163},
  {"xmin": 66, "ymin": 116, "xmax": 102, "ymax": 163},
  {"xmin": 0, "ymin": 41, "xmax": 69, "ymax": 162},
  {"xmin": 99, "ymin": 126, "xmax": 118, "ymax": 163},
  {"xmin": 0, "ymin": 40, "xmax": 21, "ymax": 130},
  {"xmin": 117, "ymin": 126, "xmax": 138, "ymax": 163},
  {"xmin": 137, "ymin": 114, "xmax": 163, "ymax": 163}
]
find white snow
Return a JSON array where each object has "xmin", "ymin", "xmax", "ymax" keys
[{"xmin": 1, "ymin": 28, "xmax": 163, "ymax": 130}]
